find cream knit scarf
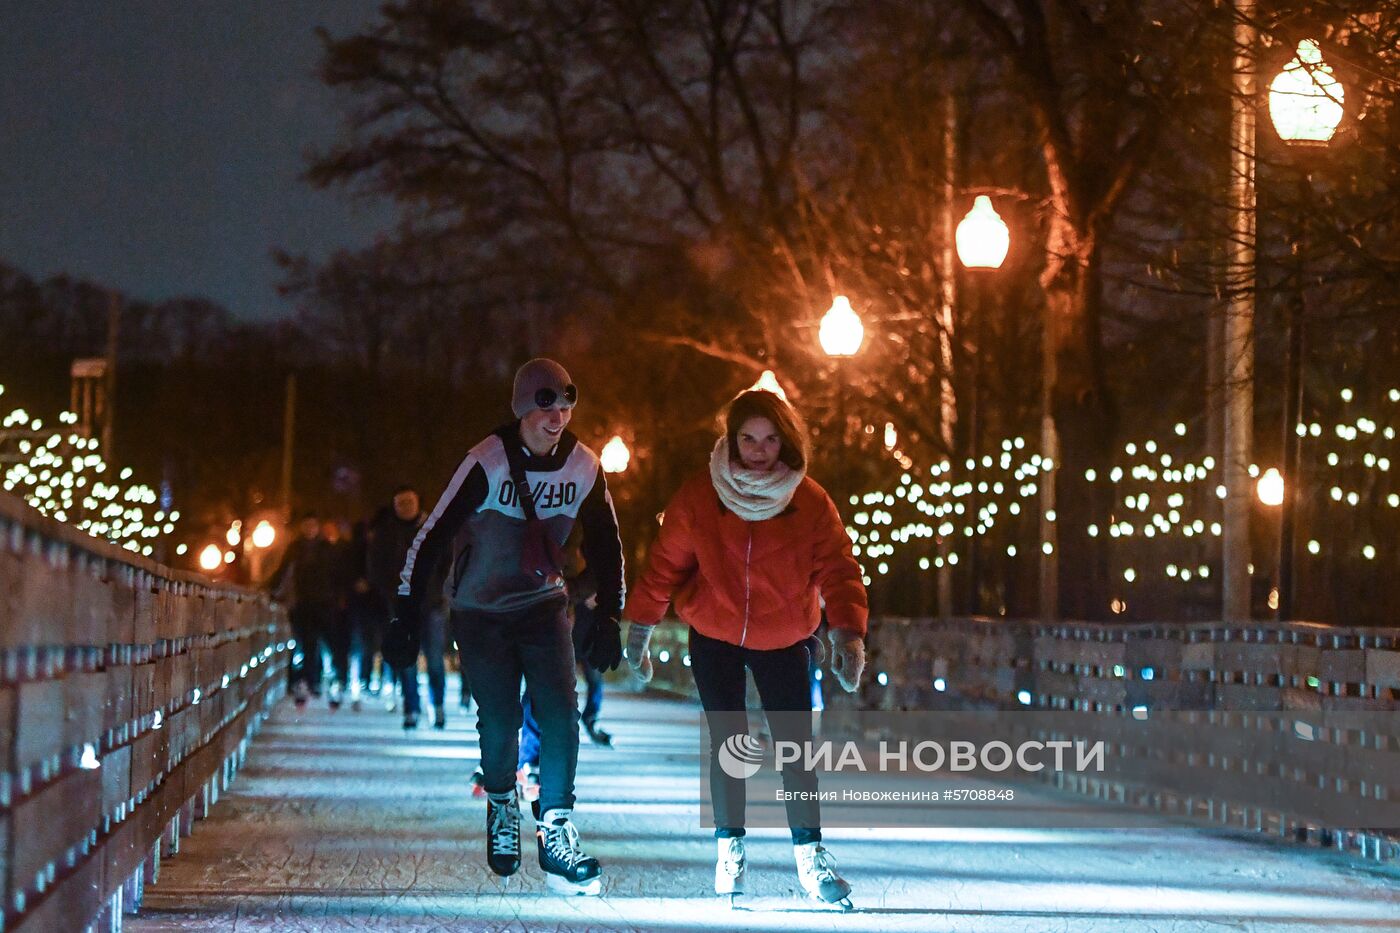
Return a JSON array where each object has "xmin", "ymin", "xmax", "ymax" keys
[{"xmin": 708, "ymin": 437, "xmax": 805, "ymax": 521}]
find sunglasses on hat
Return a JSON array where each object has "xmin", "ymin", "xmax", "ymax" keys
[{"xmin": 535, "ymin": 384, "xmax": 578, "ymax": 409}]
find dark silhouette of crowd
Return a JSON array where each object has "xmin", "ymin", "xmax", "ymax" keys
[{"xmin": 266, "ymin": 487, "xmax": 468, "ymax": 728}]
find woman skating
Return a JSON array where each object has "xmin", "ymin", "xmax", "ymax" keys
[{"xmin": 622, "ymin": 389, "xmax": 868, "ymax": 907}]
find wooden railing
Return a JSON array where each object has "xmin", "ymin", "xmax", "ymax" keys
[
  {"xmin": 0, "ymin": 493, "xmax": 289, "ymax": 932},
  {"xmin": 643, "ymin": 615, "xmax": 1400, "ymax": 863}
]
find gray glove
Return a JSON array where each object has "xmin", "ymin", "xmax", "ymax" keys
[
  {"xmin": 625, "ymin": 622, "xmax": 654, "ymax": 684},
  {"xmin": 829, "ymin": 630, "xmax": 865, "ymax": 693}
]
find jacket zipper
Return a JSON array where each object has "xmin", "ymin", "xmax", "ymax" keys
[{"xmin": 740, "ymin": 528, "xmax": 753, "ymax": 646}]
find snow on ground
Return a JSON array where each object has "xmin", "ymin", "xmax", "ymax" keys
[{"xmin": 130, "ymin": 680, "xmax": 1400, "ymax": 932}]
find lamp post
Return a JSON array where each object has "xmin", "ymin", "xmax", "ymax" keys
[
  {"xmin": 819, "ymin": 296, "xmax": 864, "ymax": 503},
  {"xmin": 1222, "ymin": 0, "xmax": 1258, "ymax": 623},
  {"xmin": 1267, "ymin": 38, "xmax": 1344, "ymax": 621},
  {"xmin": 956, "ymin": 196, "xmax": 1010, "ymax": 616}
]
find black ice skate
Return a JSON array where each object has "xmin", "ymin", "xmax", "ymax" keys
[
  {"xmin": 582, "ymin": 720, "xmax": 613, "ymax": 747},
  {"xmin": 532, "ymin": 802, "xmax": 602, "ymax": 896},
  {"xmin": 485, "ymin": 789, "xmax": 521, "ymax": 877}
]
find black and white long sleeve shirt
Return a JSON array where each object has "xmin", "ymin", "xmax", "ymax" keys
[{"xmin": 398, "ymin": 423, "xmax": 624, "ymax": 622}]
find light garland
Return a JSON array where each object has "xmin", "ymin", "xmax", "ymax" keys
[
  {"xmin": 0, "ymin": 384, "xmax": 178, "ymax": 557},
  {"xmin": 844, "ymin": 388, "xmax": 1399, "ymax": 600}
]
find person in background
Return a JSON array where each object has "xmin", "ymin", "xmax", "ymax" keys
[
  {"xmin": 321, "ymin": 519, "xmax": 356, "ymax": 710},
  {"xmin": 367, "ymin": 487, "xmax": 425, "ymax": 711},
  {"xmin": 267, "ymin": 512, "xmax": 336, "ymax": 707},
  {"xmin": 344, "ymin": 519, "xmax": 375, "ymax": 711},
  {"xmin": 568, "ymin": 548, "xmax": 613, "ymax": 747},
  {"xmin": 403, "ymin": 583, "xmax": 450, "ymax": 730}
]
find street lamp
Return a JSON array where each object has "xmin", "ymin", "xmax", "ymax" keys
[
  {"xmin": 955, "ymin": 196, "xmax": 1011, "ymax": 616},
  {"xmin": 251, "ymin": 519, "xmax": 276, "ymax": 549},
  {"xmin": 601, "ymin": 435, "xmax": 631, "ymax": 474},
  {"xmin": 1256, "ymin": 467, "xmax": 1285, "ymax": 507},
  {"xmin": 819, "ymin": 296, "xmax": 863, "ymax": 506},
  {"xmin": 955, "ymin": 196, "xmax": 1010, "ymax": 270},
  {"xmin": 198, "ymin": 543, "xmax": 223, "ymax": 573},
  {"xmin": 818, "ymin": 296, "xmax": 864, "ymax": 357},
  {"xmin": 748, "ymin": 369, "xmax": 789, "ymax": 400},
  {"xmin": 1266, "ymin": 38, "xmax": 1344, "ymax": 621},
  {"xmin": 1268, "ymin": 39, "xmax": 1345, "ymax": 147}
]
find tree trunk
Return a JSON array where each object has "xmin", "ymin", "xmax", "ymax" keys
[{"xmin": 1041, "ymin": 214, "xmax": 1115, "ymax": 622}]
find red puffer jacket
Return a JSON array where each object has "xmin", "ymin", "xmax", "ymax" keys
[{"xmin": 623, "ymin": 470, "xmax": 868, "ymax": 650}]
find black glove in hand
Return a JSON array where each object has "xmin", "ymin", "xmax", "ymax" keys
[
  {"xmin": 587, "ymin": 617, "xmax": 623, "ymax": 672},
  {"xmin": 382, "ymin": 596, "xmax": 421, "ymax": 671}
]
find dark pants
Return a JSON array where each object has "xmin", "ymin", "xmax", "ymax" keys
[
  {"xmin": 455, "ymin": 640, "xmax": 475, "ymax": 707},
  {"xmin": 456, "ymin": 599, "xmax": 579, "ymax": 813},
  {"xmin": 288, "ymin": 602, "xmax": 332, "ymax": 694},
  {"xmin": 689, "ymin": 626, "xmax": 821, "ymax": 845},
  {"xmin": 345, "ymin": 594, "xmax": 379, "ymax": 692},
  {"xmin": 326, "ymin": 607, "xmax": 352, "ymax": 691},
  {"xmin": 401, "ymin": 608, "xmax": 447, "ymax": 714},
  {"xmin": 362, "ymin": 595, "xmax": 391, "ymax": 691}
]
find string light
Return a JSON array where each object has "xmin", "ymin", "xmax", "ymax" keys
[
  {"xmin": 2, "ymin": 386, "xmax": 176, "ymax": 557},
  {"xmin": 841, "ymin": 391, "xmax": 1396, "ymax": 612}
]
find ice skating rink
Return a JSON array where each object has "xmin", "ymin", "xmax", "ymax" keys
[{"xmin": 129, "ymin": 686, "xmax": 1400, "ymax": 932}]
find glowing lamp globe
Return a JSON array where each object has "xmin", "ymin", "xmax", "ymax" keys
[
  {"xmin": 198, "ymin": 543, "xmax": 223, "ymax": 572},
  {"xmin": 600, "ymin": 435, "xmax": 631, "ymax": 474},
  {"xmin": 251, "ymin": 520, "xmax": 276, "ymax": 549},
  {"xmin": 819, "ymin": 296, "xmax": 864, "ymax": 357},
  {"xmin": 956, "ymin": 196, "xmax": 1010, "ymax": 269},
  {"xmin": 1256, "ymin": 468, "xmax": 1285, "ymax": 507},
  {"xmin": 748, "ymin": 369, "xmax": 789, "ymax": 400},
  {"xmin": 1269, "ymin": 39, "xmax": 1344, "ymax": 147}
]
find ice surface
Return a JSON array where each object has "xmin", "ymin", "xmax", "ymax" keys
[{"xmin": 130, "ymin": 681, "xmax": 1400, "ymax": 932}]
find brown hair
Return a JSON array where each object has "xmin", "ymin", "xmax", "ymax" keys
[{"xmin": 724, "ymin": 390, "xmax": 809, "ymax": 472}]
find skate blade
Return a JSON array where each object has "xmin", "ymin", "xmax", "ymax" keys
[
  {"xmin": 805, "ymin": 890, "xmax": 855, "ymax": 911},
  {"xmin": 544, "ymin": 872, "xmax": 602, "ymax": 896}
]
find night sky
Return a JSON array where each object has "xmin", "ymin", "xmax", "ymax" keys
[{"xmin": 0, "ymin": 2, "xmax": 391, "ymax": 320}]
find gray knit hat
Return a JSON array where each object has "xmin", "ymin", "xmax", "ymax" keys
[{"xmin": 511, "ymin": 358, "xmax": 575, "ymax": 418}]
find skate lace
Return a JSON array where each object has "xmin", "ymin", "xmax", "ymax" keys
[
  {"xmin": 488, "ymin": 800, "xmax": 519, "ymax": 851},
  {"xmin": 803, "ymin": 846, "xmax": 839, "ymax": 882},
  {"xmin": 720, "ymin": 840, "xmax": 746, "ymax": 877},
  {"xmin": 542, "ymin": 819, "xmax": 586, "ymax": 868}
]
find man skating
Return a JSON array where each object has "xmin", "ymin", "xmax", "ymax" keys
[
  {"xmin": 387, "ymin": 359, "xmax": 624, "ymax": 895},
  {"xmin": 267, "ymin": 512, "xmax": 337, "ymax": 707}
]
